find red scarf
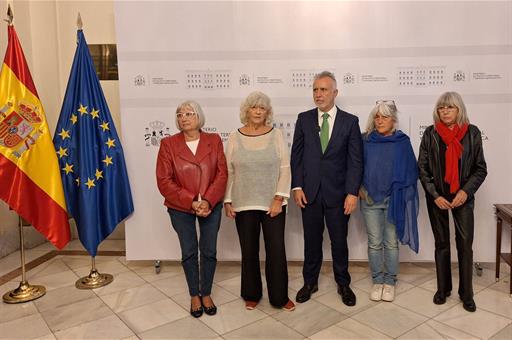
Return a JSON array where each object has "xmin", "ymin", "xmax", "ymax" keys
[{"xmin": 435, "ymin": 122, "xmax": 469, "ymax": 193}]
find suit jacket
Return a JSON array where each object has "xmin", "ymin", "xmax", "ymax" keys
[
  {"xmin": 156, "ymin": 131, "xmax": 228, "ymax": 213},
  {"xmin": 290, "ymin": 107, "xmax": 363, "ymax": 207}
]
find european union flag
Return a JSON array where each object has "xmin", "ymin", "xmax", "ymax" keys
[{"xmin": 53, "ymin": 29, "xmax": 133, "ymax": 257}]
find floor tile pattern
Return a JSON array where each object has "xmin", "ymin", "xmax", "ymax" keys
[{"xmin": 0, "ymin": 241, "xmax": 510, "ymax": 339}]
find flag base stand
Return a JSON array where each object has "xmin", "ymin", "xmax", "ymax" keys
[
  {"xmin": 2, "ymin": 217, "xmax": 46, "ymax": 304},
  {"xmin": 75, "ymin": 257, "xmax": 113, "ymax": 289},
  {"xmin": 3, "ymin": 281, "xmax": 45, "ymax": 304},
  {"xmin": 75, "ymin": 270, "xmax": 113, "ymax": 289}
]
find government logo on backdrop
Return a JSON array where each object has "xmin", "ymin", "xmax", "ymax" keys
[{"xmin": 144, "ymin": 120, "xmax": 170, "ymax": 147}]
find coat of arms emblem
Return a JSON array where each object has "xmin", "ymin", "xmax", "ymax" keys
[{"xmin": 0, "ymin": 101, "xmax": 43, "ymax": 157}]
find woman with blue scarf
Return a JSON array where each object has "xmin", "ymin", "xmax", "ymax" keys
[{"xmin": 360, "ymin": 100, "xmax": 419, "ymax": 302}]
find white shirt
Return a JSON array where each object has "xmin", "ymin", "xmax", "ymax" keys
[
  {"xmin": 185, "ymin": 139, "xmax": 199, "ymax": 155},
  {"xmin": 317, "ymin": 105, "xmax": 338, "ymax": 139}
]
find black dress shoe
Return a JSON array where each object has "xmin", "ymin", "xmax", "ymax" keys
[
  {"xmin": 190, "ymin": 305, "xmax": 203, "ymax": 318},
  {"xmin": 202, "ymin": 303, "xmax": 217, "ymax": 316},
  {"xmin": 295, "ymin": 284, "xmax": 318, "ymax": 303},
  {"xmin": 462, "ymin": 299, "xmax": 476, "ymax": 312},
  {"xmin": 337, "ymin": 285, "xmax": 356, "ymax": 306},
  {"xmin": 433, "ymin": 291, "xmax": 451, "ymax": 305}
]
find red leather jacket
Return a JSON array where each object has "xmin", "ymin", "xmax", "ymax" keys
[{"xmin": 156, "ymin": 132, "xmax": 227, "ymax": 213}]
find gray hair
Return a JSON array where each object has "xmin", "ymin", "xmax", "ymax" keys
[
  {"xmin": 433, "ymin": 91, "xmax": 469, "ymax": 125},
  {"xmin": 314, "ymin": 71, "xmax": 337, "ymax": 88},
  {"xmin": 239, "ymin": 91, "xmax": 274, "ymax": 125},
  {"xmin": 365, "ymin": 101, "xmax": 399, "ymax": 135},
  {"xmin": 175, "ymin": 100, "xmax": 205, "ymax": 131}
]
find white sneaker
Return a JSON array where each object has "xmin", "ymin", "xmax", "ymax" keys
[
  {"xmin": 382, "ymin": 284, "xmax": 395, "ymax": 302},
  {"xmin": 370, "ymin": 284, "xmax": 383, "ymax": 301}
]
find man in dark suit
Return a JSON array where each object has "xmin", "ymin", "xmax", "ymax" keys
[{"xmin": 290, "ymin": 71, "xmax": 363, "ymax": 306}]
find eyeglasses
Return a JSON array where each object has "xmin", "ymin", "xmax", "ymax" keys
[
  {"xmin": 376, "ymin": 100, "xmax": 395, "ymax": 106},
  {"xmin": 176, "ymin": 112, "xmax": 196, "ymax": 119},
  {"xmin": 437, "ymin": 105, "xmax": 457, "ymax": 111}
]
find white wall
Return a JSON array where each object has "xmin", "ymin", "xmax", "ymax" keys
[
  {"xmin": 0, "ymin": 0, "xmax": 510, "ymax": 261},
  {"xmin": 116, "ymin": 1, "xmax": 512, "ymax": 262}
]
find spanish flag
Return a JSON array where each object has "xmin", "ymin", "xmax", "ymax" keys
[{"xmin": 0, "ymin": 24, "xmax": 70, "ymax": 249}]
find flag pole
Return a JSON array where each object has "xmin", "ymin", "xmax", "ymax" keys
[
  {"xmin": 70, "ymin": 12, "xmax": 113, "ymax": 290},
  {"xmin": 2, "ymin": 3, "xmax": 46, "ymax": 304},
  {"xmin": 2, "ymin": 217, "xmax": 46, "ymax": 303}
]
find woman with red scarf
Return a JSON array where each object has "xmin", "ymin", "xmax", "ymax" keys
[{"xmin": 418, "ymin": 92, "xmax": 487, "ymax": 312}]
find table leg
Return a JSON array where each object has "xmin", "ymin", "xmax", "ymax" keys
[
  {"xmin": 509, "ymin": 224, "xmax": 512, "ymax": 297},
  {"xmin": 496, "ymin": 217, "xmax": 502, "ymax": 282}
]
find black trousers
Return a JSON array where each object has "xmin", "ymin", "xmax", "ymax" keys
[
  {"xmin": 235, "ymin": 207, "xmax": 289, "ymax": 307},
  {"xmin": 302, "ymin": 190, "xmax": 351, "ymax": 286},
  {"xmin": 426, "ymin": 197, "xmax": 475, "ymax": 302}
]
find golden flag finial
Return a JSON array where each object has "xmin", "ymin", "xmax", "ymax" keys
[
  {"xmin": 77, "ymin": 12, "xmax": 82, "ymax": 30},
  {"xmin": 5, "ymin": 4, "xmax": 13, "ymax": 25}
]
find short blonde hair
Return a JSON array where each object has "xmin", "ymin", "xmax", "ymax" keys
[
  {"xmin": 239, "ymin": 91, "xmax": 274, "ymax": 125},
  {"xmin": 365, "ymin": 100, "xmax": 398, "ymax": 134},
  {"xmin": 433, "ymin": 92, "xmax": 469, "ymax": 125},
  {"xmin": 175, "ymin": 100, "xmax": 205, "ymax": 131}
]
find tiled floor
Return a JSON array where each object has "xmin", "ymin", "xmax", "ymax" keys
[{"xmin": 1, "ymin": 240, "xmax": 511, "ymax": 339}]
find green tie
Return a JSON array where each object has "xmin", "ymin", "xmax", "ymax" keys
[{"xmin": 320, "ymin": 113, "xmax": 329, "ymax": 153}]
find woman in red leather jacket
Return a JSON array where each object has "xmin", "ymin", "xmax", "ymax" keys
[{"xmin": 156, "ymin": 100, "xmax": 227, "ymax": 318}]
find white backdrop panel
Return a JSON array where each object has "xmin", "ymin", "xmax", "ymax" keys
[{"xmin": 115, "ymin": 1, "xmax": 512, "ymax": 261}]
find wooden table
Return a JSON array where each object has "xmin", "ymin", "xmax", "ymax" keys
[{"xmin": 495, "ymin": 204, "xmax": 512, "ymax": 297}]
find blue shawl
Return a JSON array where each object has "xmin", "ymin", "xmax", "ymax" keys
[{"xmin": 363, "ymin": 130, "xmax": 419, "ymax": 253}]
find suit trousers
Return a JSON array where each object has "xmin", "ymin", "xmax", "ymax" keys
[
  {"xmin": 426, "ymin": 197, "xmax": 475, "ymax": 302},
  {"xmin": 235, "ymin": 207, "xmax": 289, "ymax": 307},
  {"xmin": 302, "ymin": 189, "xmax": 351, "ymax": 286}
]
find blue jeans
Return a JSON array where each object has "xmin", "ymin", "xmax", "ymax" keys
[
  {"xmin": 168, "ymin": 203, "xmax": 222, "ymax": 296},
  {"xmin": 361, "ymin": 198, "xmax": 399, "ymax": 285}
]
